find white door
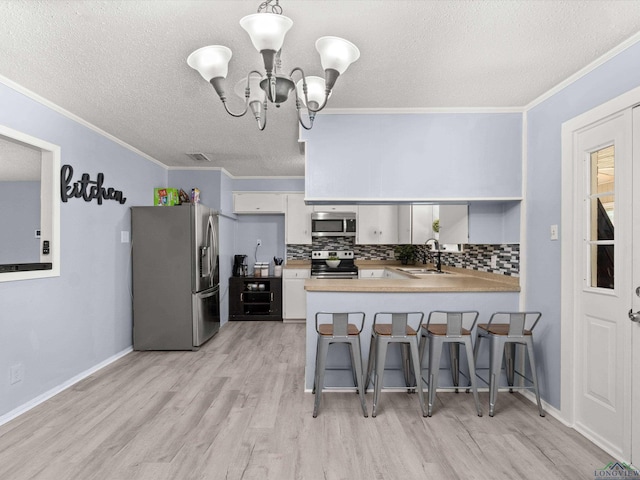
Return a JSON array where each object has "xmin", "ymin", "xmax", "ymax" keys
[
  {"xmin": 631, "ymin": 107, "xmax": 640, "ymax": 464},
  {"xmin": 574, "ymin": 109, "xmax": 633, "ymax": 459}
]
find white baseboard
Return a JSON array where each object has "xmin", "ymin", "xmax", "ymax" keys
[
  {"xmin": 519, "ymin": 390, "xmax": 569, "ymax": 425},
  {"xmin": 0, "ymin": 347, "xmax": 133, "ymax": 427}
]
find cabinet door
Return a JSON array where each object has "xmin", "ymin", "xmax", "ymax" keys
[
  {"xmin": 397, "ymin": 205, "xmax": 412, "ymax": 244},
  {"xmin": 233, "ymin": 193, "xmax": 285, "ymax": 213},
  {"xmin": 384, "ymin": 269, "xmax": 408, "ymax": 279},
  {"xmin": 411, "ymin": 205, "xmax": 436, "ymax": 244},
  {"xmin": 377, "ymin": 205, "xmax": 399, "ymax": 244},
  {"xmin": 359, "ymin": 269, "xmax": 384, "ymax": 278},
  {"xmin": 357, "ymin": 205, "xmax": 398, "ymax": 244},
  {"xmin": 285, "ymin": 194, "xmax": 313, "ymax": 244},
  {"xmin": 439, "ymin": 205, "xmax": 469, "ymax": 244},
  {"xmin": 283, "ymin": 269, "xmax": 309, "ymax": 320},
  {"xmin": 356, "ymin": 205, "xmax": 380, "ymax": 244}
]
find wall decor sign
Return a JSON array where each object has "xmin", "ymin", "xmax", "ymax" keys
[{"xmin": 60, "ymin": 164, "xmax": 126, "ymax": 205}]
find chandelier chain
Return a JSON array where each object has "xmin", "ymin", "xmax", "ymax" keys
[{"xmin": 257, "ymin": 0, "xmax": 282, "ymax": 14}]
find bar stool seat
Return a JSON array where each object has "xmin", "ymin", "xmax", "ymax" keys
[
  {"xmin": 365, "ymin": 312, "xmax": 427, "ymax": 417},
  {"xmin": 313, "ymin": 312, "xmax": 368, "ymax": 418},
  {"xmin": 473, "ymin": 311, "xmax": 545, "ymax": 417},
  {"xmin": 419, "ymin": 311, "xmax": 482, "ymax": 417}
]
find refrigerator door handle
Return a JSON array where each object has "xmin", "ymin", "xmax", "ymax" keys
[
  {"xmin": 197, "ymin": 287, "xmax": 218, "ymax": 299},
  {"xmin": 206, "ymin": 215, "xmax": 216, "ymax": 286}
]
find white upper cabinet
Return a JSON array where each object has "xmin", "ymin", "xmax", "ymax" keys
[
  {"xmin": 233, "ymin": 193, "xmax": 285, "ymax": 214},
  {"xmin": 438, "ymin": 205, "xmax": 469, "ymax": 244},
  {"xmin": 285, "ymin": 193, "xmax": 313, "ymax": 244},
  {"xmin": 400, "ymin": 204, "xmax": 470, "ymax": 245},
  {"xmin": 411, "ymin": 205, "xmax": 437, "ymax": 244},
  {"xmin": 397, "ymin": 205, "xmax": 412, "ymax": 244},
  {"xmin": 357, "ymin": 205, "xmax": 399, "ymax": 244},
  {"xmin": 312, "ymin": 205, "xmax": 356, "ymax": 213}
]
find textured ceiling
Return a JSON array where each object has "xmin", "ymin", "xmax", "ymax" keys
[{"xmin": 0, "ymin": 0, "xmax": 639, "ymax": 177}]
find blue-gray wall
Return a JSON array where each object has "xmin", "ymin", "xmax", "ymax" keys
[
  {"xmin": 0, "ymin": 81, "xmax": 166, "ymax": 419},
  {"xmin": 302, "ymin": 113, "xmax": 522, "ymax": 201},
  {"xmin": 0, "ymin": 181, "xmax": 40, "ymax": 263},
  {"xmin": 525, "ymin": 41, "xmax": 640, "ymax": 409}
]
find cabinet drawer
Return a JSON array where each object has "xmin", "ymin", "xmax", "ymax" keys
[{"xmin": 283, "ymin": 268, "xmax": 311, "ymax": 279}]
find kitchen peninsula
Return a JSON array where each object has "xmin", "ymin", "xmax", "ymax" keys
[{"xmin": 304, "ymin": 265, "xmax": 520, "ymax": 390}]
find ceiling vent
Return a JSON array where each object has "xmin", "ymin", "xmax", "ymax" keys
[{"xmin": 186, "ymin": 153, "xmax": 212, "ymax": 162}]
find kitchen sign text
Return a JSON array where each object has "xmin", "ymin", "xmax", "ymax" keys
[{"xmin": 60, "ymin": 164, "xmax": 127, "ymax": 205}]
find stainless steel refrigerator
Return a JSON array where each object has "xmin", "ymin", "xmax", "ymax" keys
[{"xmin": 131, "ymin": 204, "xmax": 220, "ymax": 350}]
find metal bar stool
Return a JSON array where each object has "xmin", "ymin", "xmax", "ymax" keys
[
  {"xmin": 365, "ymin": 312, "xmax": 427, "ymax": 417},
  {"xmin": 419, "ymin": 310, "xmax": 483, "ymax": 417},
  {"xmin": 313, "ymin": 312, "xmax": 368, "ymax": 418},
  {"xmin": 473, "ymin": 311, "xmax": 545, "ymax": 417}
]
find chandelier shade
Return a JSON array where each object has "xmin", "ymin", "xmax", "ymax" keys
[
  {"xmin": 295, "ymin": 76, "xmax": 329, "ymax": 109},
  {"xmin": 315, "ymin": 36, "xmax": 361, "ymax": 75},
  {"xmin": 187, "ymin": 0, "xmax": 359, "ymax": 131},
  {"xmin": 240, "ymin": 13, "xmax": 293, "ymax": 53},
  {"xmin": 187, "ymin": 45, "xmax": 232, "ymax": 81}
]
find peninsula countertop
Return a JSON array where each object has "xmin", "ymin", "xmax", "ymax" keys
[{"xmin": 304, "ymin": 264, "xmax": 519, "ymax": 293}]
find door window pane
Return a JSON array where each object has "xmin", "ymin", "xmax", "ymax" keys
[{"xmin": 588, "ymin": 146, "xmax": 614, "ymax": 289}]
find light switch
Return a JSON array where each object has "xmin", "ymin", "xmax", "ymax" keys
[
  {"xmin": 550, "ymin": 224, "xmax": 559, "ymax": 241},
  {"xmin": 121, "ymin": 231, "xmax": 130, "ymax": 243}
]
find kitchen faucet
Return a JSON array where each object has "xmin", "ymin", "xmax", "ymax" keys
[{"xmin": 424, "ymin": 238, "xmax": 442, "ymax": 272}]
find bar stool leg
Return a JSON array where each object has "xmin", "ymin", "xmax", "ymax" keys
[
  {"xmin": 372, "ymin": 337, "xmax": 388, "ymax": 418},
  {"xmin": 352, "ymin": 336, "xmax": 369, "ymax": 417},
  {"xmin": 400, "ymin": 344, "xmax": 415, "ymax": 391},
  {"xmin": 347, "ymin": 343, "xmax": 358, "ymax": 393},
  {"xmin": 313, "ymin": 339, "xmax": 330, "ymax": 418},
  {"xmin": 463, "ymin": 337, "xmax": 483, "ymax": 416},
  {"xmin": 448, "ymin": 343, "xmax": 460, "ymax": 393},
  {"xmin": 408, "ymin": 337, "xmax": 427, "ymax": 417},
  {"xmin": 427, "ymin": 336, "xmax": 443, "ymax": 417},
  {"xmin": 525, "ymin": 338, "xmax": 545, "ymax": 417},
  {"xmin": 488, "ymin": 336, "xmax": 504, "ymax": 417},
  {"xmin": 470, "ymin": 331, "xmax": 484, "ymax": 390},
  {"xmin": 365, "ymin": 333, "xmax": 376, "ymax": 390},
  {"xmin": 504, "ymin": 342, "xmax": 516, "ymax": 392},
  {"xmin": 312, "ymin": 335, "xmax": 321, "ymax": 395}
]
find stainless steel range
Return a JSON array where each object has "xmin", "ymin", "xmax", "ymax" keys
[{"xmin": 311, "ymin": 250, "xmax": 359, "ymax": 279}]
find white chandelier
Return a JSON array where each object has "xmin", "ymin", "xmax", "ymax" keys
[{"xmin": 187, "ymin": 0, "xmax": 360, "ymax": 130}]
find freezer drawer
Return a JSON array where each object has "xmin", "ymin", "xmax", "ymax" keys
[{"xmin": 193, "ymin": 286, "xmax": 220, "ymax": 346}]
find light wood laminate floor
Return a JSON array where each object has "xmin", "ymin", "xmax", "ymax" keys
[{"xmin": 0, "ymin": 321, "xmax": 612, "ymax": 479}]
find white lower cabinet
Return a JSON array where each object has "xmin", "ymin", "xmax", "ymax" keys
[
  {"xmin": 283, "ymin": 268, "xmax": 310, "ymax": 321},
  {"xmin": 358, "ymin": 269, "xmax": 385, "ymax": 279},
  {"xmin": 384, "ymin": 269, "xmax": 409, "ymax": 279}
]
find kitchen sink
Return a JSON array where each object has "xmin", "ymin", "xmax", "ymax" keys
[{"xmin": 398, "ymin": 267, "xmax": 451, "ymax": 275}]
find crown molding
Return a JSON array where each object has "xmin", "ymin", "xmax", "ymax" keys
[
  {"xmin": 0, "ymin": 74, "xmax": 167, "ymax": 169},
  {"xmin": 525, "ymin": 31, "xmax": 640, "ymax": 111}
]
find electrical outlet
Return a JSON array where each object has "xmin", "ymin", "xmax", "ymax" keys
[
  {"xmin": 9, "ymin": 364, "xmax": 24, "ymax": 385},
  {"xmin": 257, "ymin": 239, "xmax": 262, "ymax": 246},
  {"xmin": 550, "ymin": 224, "xmax": 559, "ymax": 241}
]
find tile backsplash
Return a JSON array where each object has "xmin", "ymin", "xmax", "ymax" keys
[{"xmin": 287, "ymin": 237, "xmax": 519, "ymax": 277}]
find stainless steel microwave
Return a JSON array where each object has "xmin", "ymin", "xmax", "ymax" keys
[{"xmin": 311, "ymin": 212, "xmax": 356, "ymax": 237}]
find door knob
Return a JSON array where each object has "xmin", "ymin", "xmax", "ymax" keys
[{"xmin": 629, "ymin": 309, "xmax": 640, "ymax": 323}]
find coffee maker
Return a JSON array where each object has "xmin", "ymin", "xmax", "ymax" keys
[{"xmin": 233, "ymin": 255, "xmax": 247, "ymax": 276}]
